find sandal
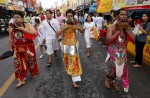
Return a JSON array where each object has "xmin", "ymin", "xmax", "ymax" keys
[{"xmin": 87, "ymin": 53, "xmax": 90, "ymax": 57}]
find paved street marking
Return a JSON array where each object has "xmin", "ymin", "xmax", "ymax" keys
[{"xmin": 0, "ymin": 43, "xmax": 39, "ymax": 97}]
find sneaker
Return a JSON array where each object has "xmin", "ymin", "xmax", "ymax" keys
[
  {"xmin": 103, "ymin": 46, "xmax": 107, "ymax": 48},
  {"xmin": 45, "ymin": 51, "xmax": 47, "ymax": 54},
  {"xmin": 124, "ymin": 86, "xmax": 129, "ymax": 93},
  {"xmin": 130, "ymin": 61, "xmax": 136, "ymax": 64},
  {"xmin": 47, "ymin": 62, "xmax": 52, "ymax": 66},
  {"xmin": 99, "ymin": 42, "xmax": 102, "ymax": 44},
  {"xmin": 132, "ymin": 64, "xmax": 141, "ymax": 68},
  {"xmin": 39, "ymin": 55, "xmax": 44, "ymax": 59},
  {"xmin": 87, "ymin": 53, "xmax": 90, "ymax": 57}
]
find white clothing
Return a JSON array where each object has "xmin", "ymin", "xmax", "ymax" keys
[
  {"xmin": 60, "ymin": 41, "xmax": 79, "ymax": 52},
  {"xmin": 9, "ymin": 18, "xmax": 14, "ymax": 24},
  {"xmin": 72, "ymin": 76, "xmax": 81, "ymax": 82},
  {"xmin": 74, "ymin": 15, "xmax": 78, "ymax": 21},
  {"xmin": 36, "ymin": 24, "xmax": 45, "ymax": 45},
  {"xmin": 43, "ymin": 18, "xmax": 60, "ymax": 55},
  {"xmin": 83, "ymin": 22, "xmax": 95, "ymax": 48},
  {"xmin": 92, "ymin": 16, "xmax": 97, "ymax": 26},
  {"xmin": 84, "ymin": 13, "xmax": 88, "ymax": 20},
  {"xmin": 31, "ymin": 16, "xmax": 36, "ymax": 25},
  {"xmin": 115, "ymin": 59, "xmax": 125, "ymax": 78},
  {"xmin": 60, "ymin": 41, "xmax": 81, "ymax": 82},
  {"xmin": 96, "ymin": 17, "xmax": 104, "ymax": 33},
  {"xmin": 42, "ymin": 18, "xmax": 60, "ymax": 40},
  {"xmin": 46, "ymin": 39, "xmax": 59, "ymax": 55}
]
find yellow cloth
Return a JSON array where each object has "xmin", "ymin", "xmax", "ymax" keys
[
  {"xmin": 62, "ymin": 27, "xmax": 82, "ymax": 76},
  {"xmin": 93, "ymin": 27, "xmax": 99, "ymax": 40}
]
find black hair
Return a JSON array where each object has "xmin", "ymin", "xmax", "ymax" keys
[
  {"xmin": 66, "ymin": 9, "xmax": 74, "ymax": 16},
  {"xmin": 46, "ymin": 9, "xmax": 53, "ymax": 14},
  {"xmin": 143, "ymin": 12, "xmax": 150, "ymax": 22},
  {"xmin": 116, "ymin": 8, "xmax": 126, "ymax": 16},
  {"xmin": 14, "ymin": 11, "xmax": 24, "ymax": 18},
  {"xmin": 93, "ymin": 12, "xmax": 97, "ymax": 14},
  {"xmin": 142, "ymin": 12, "xmax": 150, "ymax": 29},
  {"xmin": 98, "ymin": 13, "xmax": 102, "ymax": 17},
  {"xmin": 85, "ymin": 15, "xmax": 93, "ymax": 22},
  {"xmin": 35, "ymin": 18, "xmax": 40, "ymax": 23},
  {"xmin": 56, "ymin": 9, "xmax": 60, "ymax": 12}
]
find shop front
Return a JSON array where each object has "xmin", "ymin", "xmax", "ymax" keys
[{"xmin": 124, "ymin": 1, "xmax": 150, "ymax": 65}]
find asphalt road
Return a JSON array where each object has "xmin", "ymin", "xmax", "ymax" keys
[{"xmin": 0, "ymin": 34, "xmax": 150, "ymax": 98}]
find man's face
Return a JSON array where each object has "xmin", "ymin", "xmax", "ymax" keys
[
  {"xmin": 94, "ymin": 13, "xmax": 97, "ymax": 17},
  {"xmin": 13, "ymin": 14, "xmax": 23, "ymax": 24},
  {"xmin": 118, "ymin": 10, "xmax": 127, "ymax": 21},
  {"xmin": 46, "ymin": 11, "xmax": 52, "ymax": 19},
  {"xmin": 66, "ymin": 13, "xmax": 73, "ymax": 21},
  {"xmin": 56, "ymin": 11, "xmax": 61, "ymax": 16}
]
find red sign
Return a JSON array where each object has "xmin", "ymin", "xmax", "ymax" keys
[{"xmin": 125, "ymin": 5, "xmax": 150, "ymax": 10}]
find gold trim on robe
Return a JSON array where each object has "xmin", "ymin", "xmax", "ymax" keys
[{"xmin": 61, "ymin": 28, "xmax": 82, "ymax": 76}]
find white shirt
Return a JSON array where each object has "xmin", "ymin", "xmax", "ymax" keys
[
  {"xmin": 36, "ymin": 24, "xmax": 45, "ymax": 42},
  {"xmin": 42, "ymin": 18, "xmax": 60, "ymax": 39},
  {"xmin": 92, "ymin": 16, "xmax": 97, "ymax": 26},
  {"xmin": 74, "ymin": 15, "xmax": 78, "ymax": 21},
  {"xmin": 83, "ymin": 22, "xmax": 95, "ymax": 36},
  {"xmin": 84, "ymin": 13, "xmax": 88, "ymax": 20},
  {"xmin": 31, "ymin": 16, "xmax": 36, "ymax": 25},
  {"xmin": 97, "ymin": 17, "xmax": 104, "ymax": 26}
]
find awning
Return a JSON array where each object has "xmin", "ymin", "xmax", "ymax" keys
[
  {"xmin": 125, "ymin": 5, "xmax": 150, "ymax": 10},
  {"xmin": 0, "ymin": 4, "xmax": 7, "ymax": 8},
  {"xmin": 7, "ymin": 5, "xmax": 24, "ymax": 11},
  {"xmin": 26, "ymin": 8, "xmax": 35, "ymax": 12}
]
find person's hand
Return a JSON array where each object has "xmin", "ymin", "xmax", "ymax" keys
[
  {"xmin": 117, "ymin": 21, "xmax": 129, "ymax": 31},
  {"xmin": 139, "ymin": 26, "xmax": 143, "ymax": 31},
  {"xmin": 71, "ymin": 25, "xmax": 78, "ymax": 30},
  {"xmin": 15, "ymin": 26, "xmax": 26, "ymax": 32},
  {"xmin": 90, "ymin": 27, "xmax": 94, "ymax": 32},
  {"xmin": 62, "ymin": 24, "xmax": 69, "ymax": 31}
]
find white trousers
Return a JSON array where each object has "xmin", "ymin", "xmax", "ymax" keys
[
  {"xmin": 71, "ymin": 76, "xmax": 81, "ymax": 82},
  {"xmin": 46, "ymin": 39, "xmax": 59, "ymax": 55}
]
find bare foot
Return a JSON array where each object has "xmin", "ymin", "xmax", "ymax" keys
[
  {"xmin": 112, "ymin": 82, "xmax": 120, "ymax": 91},
  {"xmin": 16, "ymin": 81, "xmax": 25, "ymax": 88},
  {"xmin": 72, "ymin": 82, "xmax": 79, "ymax": 88},
  {"xmin": 105, "ymin": 78, "xmax": 111, "ymax": 88}
]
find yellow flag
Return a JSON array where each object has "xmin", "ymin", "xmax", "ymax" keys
[
  {"xmin": 0, "ymin": 0, "xmax": 7, "ymax": 4},
  {"xmin": 97, "ymin": 0, "xmax": 113, "ymax": 13}
]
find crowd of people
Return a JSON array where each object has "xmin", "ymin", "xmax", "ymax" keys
[{"xmin": 6, "ymin": 8, "xmax": 150, "ymax": 93}]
